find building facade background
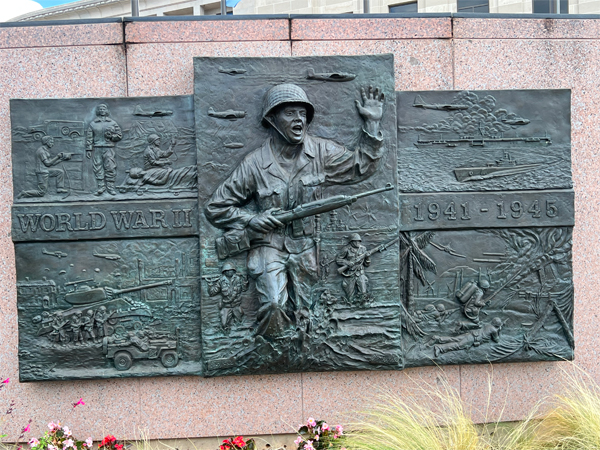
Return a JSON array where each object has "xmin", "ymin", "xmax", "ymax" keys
[{"xmin": 8, "ymin": 0, "xmax": 600, "ymax": 21}]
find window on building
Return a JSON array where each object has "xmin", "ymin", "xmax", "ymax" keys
[
  {"xmin": 457, "ymin": 0, "xmax": 489, "ymax": 12},
  {"xmin": 533, "ymin": 0, "xmax": 568, "ymax": 13},
  {"xmin": 389, "ymin": 2, "xmax": 418, "ymax": 13}
]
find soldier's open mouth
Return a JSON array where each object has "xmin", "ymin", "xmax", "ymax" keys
[{"xmin": 292, "ymin": 125, "xmax": 303, "ymax": 134}]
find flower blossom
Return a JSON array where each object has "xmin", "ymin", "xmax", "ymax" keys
[
  {"xmin": 85, "ymin": 438, "xmax": 93, "ymax": 448},
  {"xmin": 63, "ymin": 426, "xmax": 72, "ymax": 437},
  {"xmin": 335, "ymin": 425, "xmax": 343, "ymax": 435},
  {"xmin": 321, "ymin": 423, "xmax": 329, "ymax": 432},
  {"xmin": 22, "ymin": 424, "xmax": 31, "ymax": 434},
  {"xmin": 64, "ymin": 439, "xmax": 74, "ymax": 449},
  {"xmin": 314, "ymin": 435, "xmax": 319, "ymax": 442},
  {"xmin": 294, "ymin": 436, "xmax": 303, "ymax": 446},
  {"xmin": 115, "ymin": 444, "xmax": 123, "ymax": 450},
  {"xmin": 232, "ymin": 436, "xmax": 245, "ymax": 447},
  {"xmin": 303, "ymin": 441, "xmax": 315, "ymax": 450},
  {"xmin": 28, "ymin": 438, "xmax": 39, "ymax": 447},
  {"xmin": 48, "ymin": 445, "xmax": 57, "ymax": 450},
  {"xmin": 1, "ymin": 378, "xmax": 9, "ymax": 384},
  {"xmin": 73, "ymin": 398, "xmax": 85, "ymax": 408},
  {"xmin": 307, "ymin": 418, "xmax": 316, "ymax": 427}
]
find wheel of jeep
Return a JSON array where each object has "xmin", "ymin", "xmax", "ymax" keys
[
  {"xmin": 113, "ymin": 351, "xmax": 133, "ymax": 371},
  {"xmin": 160, "ymin": 350, "xmax": 178, "ymax": 368}
]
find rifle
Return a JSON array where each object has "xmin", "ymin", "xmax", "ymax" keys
[
  {"xmin": 337, "ymin": 235, "xmax": 400, "ymax": 275},
  {"xmin": 215, "ymin": 183, "xmax": 394, "ymax": 259}
]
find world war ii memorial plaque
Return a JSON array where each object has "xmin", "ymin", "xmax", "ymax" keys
[
  {"xmin": 11, "ymin": 96, "xmax": 203, "ymax": 380},
  {"xmin": 11, "ymin": 55, "xmax": 574, "ymax": 381}
]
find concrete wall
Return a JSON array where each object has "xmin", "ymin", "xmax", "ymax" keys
[{"xmin": 1, "ymin": 14, "xmax": 600, "ymax": 444}]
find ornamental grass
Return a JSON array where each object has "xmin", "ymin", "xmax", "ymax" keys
[
  {"xmin": 527, "ymin": 366, "xmax": 600, "ymax": 450},
  {"xmin": 344, "ymin": 373, "xmax": 538, "ymax": 450}
]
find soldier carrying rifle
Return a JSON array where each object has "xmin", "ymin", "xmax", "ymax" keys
[{"xmin": 205, "ymin": 83, "xmax": 388, "ymax": 337}]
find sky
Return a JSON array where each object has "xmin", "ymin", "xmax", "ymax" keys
[{"xmin": 1, "ymin": 0, "xmax": 80, "ymax": 21}]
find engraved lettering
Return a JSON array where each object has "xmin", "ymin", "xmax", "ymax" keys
[
  {"xmin": 132, "ymin": 211, "xmax": 150, "ymax": 229},
  {"xmin": 110, "ymin": 211, "xmax": 134, "ymax": 230},
  {"xmin": 413, "ymin": 203, "xmax": 424, "ymax": 221},
  {"xmin": 17, "ymin": 213, "xmax": 41, "ymax": 232},
  {"xmin": 460, "ymin": 202, "xmax": 471, "ymax": 220},
  {"xmin": 89, "ymin": 212, "xmax": 106, "ymax": 230},
  {"xmin": 73, "ymin": 213, "xmax": 89, "ymax": 231},
  {"xmin": 511, "ymin": 201, "xmax": 523, "ymax": 219},
  {"xmin": 150, "ymin": 210, "xmax": 168, "ymax": 228},
  {"xmin": 496, "ymin": 201, "xmax": 507, "ymax": 219},
  {"xmin": 55, "ymin": 213, "xmax": 74, "ymax": 232},
  {"xmin": 39, "ymin": 214, "xmax": 56, "ymax": 232},
  {"xmin": 528, "ymin": 200, "xmax": 541, "ymax": 218},
  {"xmin": 428, "ymin": 203, "xmax": 439, "ymax": 220},
  {"xmin": 182, "ymin": 208, "xmax": 193, "ymax": 228},
  {"xmin": 444, "ymin": 202, "xmax": 457, "ymax": 220},
  {"xmin": 546, "ymin": 200, "xmax": 558, "ymax": 217},
  {"xmin": 172, "ymin": 209, "xmax": 183, "ymax": 228}
]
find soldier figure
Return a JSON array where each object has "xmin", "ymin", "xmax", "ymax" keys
[
  {"xmin": 208, "ymin": 263, "xmax": 249, "ymax": 331},
  {"xmin": 86, "ymin": 104, "xmax": 122, "ymax": 196},
  {"xmin": 18, "ymin": 136, "xmax": 71, "ymax": 198},
  {"xmin": 432, "ymin": 317, "xmax": 503, "ymax": 357},
  {"xmin": 82, "ymin": 309, "xmax": 96, "ymax": 342},
  {"xmin": 457, "ymin": 278, "xmax": 490, "ymax": 323},
  {"xmin": 94, "ymin": 306, "xmax": 109, "ymax": 338},
  {"xmin": 205, "ymin": 84, "xmax": 385, "ymax": 337},
  {"xmin": 49, "ymin": 313, "xmax": 69, "ymax": 343},
  {"xmin": 71, "ymin": 312, "xmax": 84, "ymax": 344},
  {"xmin": 336, "ymin": 233, "xmax": 371, "ymax": 300}
]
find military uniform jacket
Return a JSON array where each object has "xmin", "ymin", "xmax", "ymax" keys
[
  {"xmin": 205, "ymin": 130, "xmax": 384, "ymax": 254},
  {"xmin": 86, "ymin": 117, "xmax": 122, "ymax": 149}
]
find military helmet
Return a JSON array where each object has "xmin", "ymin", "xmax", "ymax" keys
[
  {"xmin": 147, "ymin": 134, "xmax": 160, "ymax": 144},
  {"xmin": 221, "ymin": 262, "xmax": 237, "ymax": 273},
  {"xmin": 349, "ymin": 233, "xmax": 362, "ymax": 242},
  {"xmin": 262, "ymin": 84, "xmax": 315, "ymax": 127},
  {"xmin": 479, "ymin": 279, "xmax": 490, "ymax": 289}
]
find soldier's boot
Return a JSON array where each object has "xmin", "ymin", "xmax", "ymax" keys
[
  {"xmin": 106, "ymin": 181, "xmax": 117, "ymax": 196},
  {"xmin": 95, "ymin": 180, "xmax": 106, "ymax": 196}
]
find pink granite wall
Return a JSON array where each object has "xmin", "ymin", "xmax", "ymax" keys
[{"xmin": 0, "ymin": 15, "xmax": 597, "ymax": 441}]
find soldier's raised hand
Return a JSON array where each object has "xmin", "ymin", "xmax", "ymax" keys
[{"xmin": 356, "ymin": 86, "xmax": 385, "ymax": 123}]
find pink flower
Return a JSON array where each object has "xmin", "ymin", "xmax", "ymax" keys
[
  {"xmin": 48, "ymin": 422, "xmax": 57, "ymax": 431},
  {"xmin": 321, "ymin": 423, "xmax": 329, "ymax": 431},
  {"xmin": 307, "ymin": 418, "xmax": 316, "ymax": 427},
  {"xmin": 335, "ymin": 425, "xmax": 343, "ymax": 435},
  {"xmin": 64, "ymin": 439, "xmax": 74, "ymax": 449},
  {"xmin": 85, "ymin": 438, "xmax": 93, "ymax": 448},
  {"xmin": 303, "ymin": 441, "xmax": 315, "ymax": 450},
  {"xmin": 22, "ymin": 424, "xmax": 31, "ymax": 433},
  {"xmin": 28, "ymin": 438, "xmax": 39, "ymax": 447},
  {"xmin": 73, "ymin": 398, "xmax": 85, "ymax": 408},
  {"xmin": 48, "ymin": 445, "xmax": 57, "ymax": 450},
  {"xmin": 1, "ymin": 378, "xmax": 9, "ymax": 384},
  {"xmin": 294, "ymin": 437, "xmax": 303, "ymax": 445},
  {"xmin": 314, "ymin": 435, "xmax": 319, "ymax": 442},
  {"xmin": 63, "ymin": 426, "xmax": 72, "ymax": 437},
  {"xmin": 333, "ymin": 435, "xmax": 338, "ymax": 440}
]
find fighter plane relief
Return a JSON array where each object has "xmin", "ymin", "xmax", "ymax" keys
[{"xmin": 10, "ymin": 56, "xmax": 574, "ymax": 381}]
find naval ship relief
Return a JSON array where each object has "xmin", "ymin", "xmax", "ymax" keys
[{"xmin": 9, "ymin": 56, "xmax": 574, "ymax": 381}]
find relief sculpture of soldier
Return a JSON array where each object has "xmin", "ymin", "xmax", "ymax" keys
[
  {"xmin": 86, "ymin": 104, "xmax": 122, "ymax": 196},
  {"xmin": 336, "ymin": 233, "xmax": 371, "ymax": 302},
  {"xmin": 18, "ymin": 136, "xmax": 71, "ymax": 198},
  {"xmin": 208, "ymin": 263, "xmax": 250, "ymax": 332},
  {"xmin": 205, "ymin": 83, "xmax": 386, "ymax": 338}
]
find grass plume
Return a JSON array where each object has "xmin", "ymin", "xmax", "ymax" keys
[
  {"xmin": 344, "ymin": 372, "xmax": 538, "ymax": 450},
  {"xmin": 530, "ymin": 365, "xmax": 600, "ymax": 450}
]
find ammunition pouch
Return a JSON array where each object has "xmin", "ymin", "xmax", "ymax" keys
[{"xmin": 216, "ymin": 229, "xmax": 251, "ymax": 260}]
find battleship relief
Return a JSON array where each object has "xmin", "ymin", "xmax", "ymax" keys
[{"xmin": 10, "ymin": 55, "xmax": 574, "ymax": 381}]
